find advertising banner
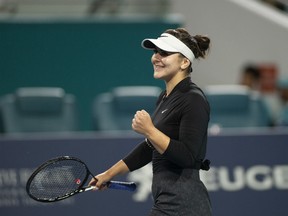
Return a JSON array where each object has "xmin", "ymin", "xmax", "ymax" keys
[{"xmin": 0, "ymin": 131, "xmax": 287, "ymax": 216}]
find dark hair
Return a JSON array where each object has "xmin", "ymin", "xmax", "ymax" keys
[
  {"xmin": 243, "ymin": 64, "xmax": 261, "ymax": 80},
  {"xmin": 165, "ymin": 28, "xmax": 211, "ymax": 60}
]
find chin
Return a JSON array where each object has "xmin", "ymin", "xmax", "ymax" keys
[{"xmin": 153, "ymin": 72, "xmax": 162, "ymax": 79}]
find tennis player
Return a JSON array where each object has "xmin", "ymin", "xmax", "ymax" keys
[{"xmin": 89, "ymin": 28, "xmax": 212, "ymax": 216}]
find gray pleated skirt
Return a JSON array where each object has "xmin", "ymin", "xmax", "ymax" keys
[{"xmin": 148, "ymin": 169, "xmax": 212, "ymax": 216}]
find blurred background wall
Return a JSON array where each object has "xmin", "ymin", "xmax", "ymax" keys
[
  {"xmin": 0, "ymin": 20, "xmax": 180, "ymax": 131},
  {"xmin": 171, "ymin": 0, "xmax": 288, "ymax": 87}
]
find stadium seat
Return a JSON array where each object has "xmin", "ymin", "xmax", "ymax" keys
[
  {"xmin": 93, "ymin": 86, "xmax": 162, "ymax": 131},
  {"xmin": 204, "ymin": 85, "xmax": 270, "ymax": 128},
  {"xmin": 0, "ymin": 87, "xmax": 78, "ymax": 133}
]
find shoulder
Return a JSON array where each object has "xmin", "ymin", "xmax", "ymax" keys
[
  {"xmin": 182, "ymin": 81, "xmax": 208, "ymax": 102},
  {"xmin": 180, "ymin": 82, "xmax": 210, "ymax": 113}
]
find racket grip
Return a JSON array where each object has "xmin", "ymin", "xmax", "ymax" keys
[{"xmin": 107, "ymin": 181, "xmax": 137, "ymax": 192}]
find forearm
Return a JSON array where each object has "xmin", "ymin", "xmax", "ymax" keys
[
  {"xmin": 89, "ymin": 159, "xmax": 130, "ymax": 189},
  {"xmin": 145, "ymin": 127, "xmax": 170, "ymax": 154},
  {"xmin": 105, "ymin": 160, "xmax": 130, "ymax": 179},
  {"xmin": 123, "ymin": 141, "xmax": 153, "ymax": 171}
]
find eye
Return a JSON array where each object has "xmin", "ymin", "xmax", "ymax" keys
[{"xmin": 153, "ymin": 48, "xmax": 175, "ymax": 57}]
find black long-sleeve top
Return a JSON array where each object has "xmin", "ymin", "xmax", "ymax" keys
[{"xmin": 123, "ymin": 77, "xmax": 210, "ymax": 173}]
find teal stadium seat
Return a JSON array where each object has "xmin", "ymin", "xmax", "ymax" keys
[
  {"xmin": 204, "ymin": 85, "xmax": 270, "ymax": 128},
  {"xmin": 276, "ymin": 78, "xmax": 288, "ymax": 126},
  {"xmin": 0, "ymin": 87, "xmax": 77, "ymax": 133},
  {"xmin": 93, "ymin": 86, "xmax": 162, "ymax": 131}
]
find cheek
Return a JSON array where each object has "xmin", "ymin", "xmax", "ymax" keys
[
  {"xmin": 161, "ymin": 58, "xmax": 171, "ymax": 66},
  {"xmin": 163, "ymin": 58, "xmax": 180, "ymax": 71}
]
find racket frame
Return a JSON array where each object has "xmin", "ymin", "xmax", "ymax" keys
[{"xmin": 26, "ymin": 156, "xmax": 136, "ymax": 202}]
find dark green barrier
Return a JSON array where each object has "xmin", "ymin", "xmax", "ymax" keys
[{"xmin": 0, "ymin": 19, "xmax": 180, "ymax": 130}]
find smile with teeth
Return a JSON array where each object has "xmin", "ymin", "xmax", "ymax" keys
[{"xmin": 154, "ymin": 64, "xmax": 164, "ymax": 70}]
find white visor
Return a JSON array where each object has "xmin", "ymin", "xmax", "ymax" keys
[{"xmin": 141, "ymin": 33, "xmax": 195, "ymax": 62}]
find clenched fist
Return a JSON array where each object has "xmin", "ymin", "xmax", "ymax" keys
[{"xmin": 132, "ymin": 110, "xmax": 154, "ymax": 136}]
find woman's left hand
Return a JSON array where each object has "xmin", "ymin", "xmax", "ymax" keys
[{"xmin": 132, "ymin": 110, "xmax": 154, "ymax": 136}]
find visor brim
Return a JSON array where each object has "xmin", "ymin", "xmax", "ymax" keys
[{"xmin": 141, "ymin": 39, "xmax": 179, "ymax": 52}]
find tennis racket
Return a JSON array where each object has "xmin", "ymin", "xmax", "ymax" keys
[{"xmin": 26, "ymin": 156, "xmax": 136, "ymax": 202}]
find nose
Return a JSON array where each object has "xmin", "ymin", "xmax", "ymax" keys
[
  {"xmin": 151, "ymin": 53, "xmax": 161, "ymax": 64},
  {"xmin": 152, "ymin": 52, "xmax": 162, "ymax": 60}
]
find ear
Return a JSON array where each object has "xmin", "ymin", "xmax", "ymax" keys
[{"xmin": 180, "ymin": 58, "xmax": 191, "ymax": 71}]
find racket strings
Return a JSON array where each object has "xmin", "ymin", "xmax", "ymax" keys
[{"xmin": 29, "ymin": 160, "xmax": 87, "ymax": 200}]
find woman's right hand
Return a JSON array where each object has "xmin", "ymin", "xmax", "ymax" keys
[
  {"xmin": 88, "ymin": 160, "xmax": 130, "ymax": 190},
  {"xmin": 88, "ymin": 171, "xmax": 112, "ymax": 190}
]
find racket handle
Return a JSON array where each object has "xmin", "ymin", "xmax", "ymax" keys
[{"xmin": 107, "ymin": 181, "xmax": 137, "ymax": 192}]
